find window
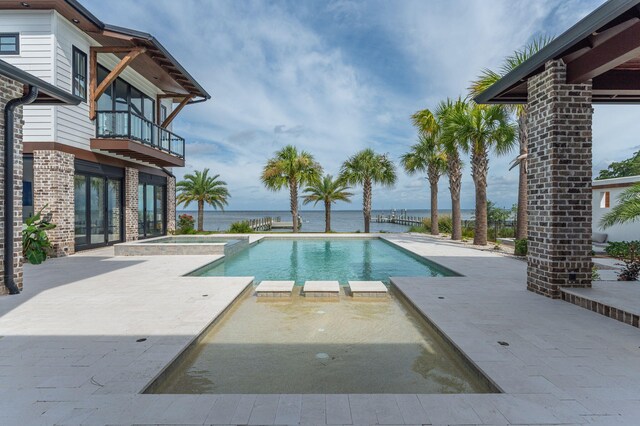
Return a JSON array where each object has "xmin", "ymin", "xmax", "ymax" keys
[
  {"xmin": 600, "ymin": 191, "xmax": 610, "ymax": 209},
  {"xmin": 72, "ymin": 46, "xmax": 87, "ymax": 100},
  {"xmin": 160, "ymin": 105, "xmax": 167, "ymax": 123},
  {"xmin": 96, "ymin": 65, "xmax": 155, "ymax": 121},
  {"xmin": 0, "ymin": 33, "xmax": 19, "ymax": 55}
]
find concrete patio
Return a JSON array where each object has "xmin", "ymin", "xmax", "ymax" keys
[{"xmin": 0, "ymin": 234, "xmax": 638, "ymax": 425}]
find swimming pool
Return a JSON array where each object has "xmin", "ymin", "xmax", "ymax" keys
[
  {"xmin": 190, "ymin": 238, "xmax": 456, "ymax": 283},
  {"xmin": 145, "ymin": 287, "xmax": 495, "ymax": 394}
]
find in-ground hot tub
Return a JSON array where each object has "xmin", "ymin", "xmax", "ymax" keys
[{"xmin": 114, "ymin": 235, "xmax": 249, "ymax": 256}]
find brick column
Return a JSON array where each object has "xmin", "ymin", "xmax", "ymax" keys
[
  {"xmin": 167, "ymin": 175, "xmax": 176, "ymax": 233},
  {"xmin": 526, "ymin": 60, "xmax": 593, "ymax": 298},
  {"xmin": 0, "ymin": 75, "xmax": 25, "ymax": 294},
  {"xmin": 33, "ymin": 150, "xmax": 75, "ymax": 257},
  {"xmin": 124, "ymin": 167, "xmax": 139, "ymax": 241}
]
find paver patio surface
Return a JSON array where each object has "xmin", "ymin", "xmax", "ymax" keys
[{"xmin": 0, "ymin": 235, "xmax": 638, "ymax": 425}]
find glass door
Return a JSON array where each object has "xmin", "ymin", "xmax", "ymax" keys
[
  {"xmin": 74, "ymin": 175, "xmax": 87, "ymax": 246},
  {"xmin": 74, "ymin": 173, "xmax": 123, "ymax": 249},
  {"xmin": 137, "ymin": 181, "xmax": 167, "ymax": 239}
]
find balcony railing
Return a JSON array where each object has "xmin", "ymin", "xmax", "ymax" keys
[{"xmin": 95, "ymin": 110, "xmax": 185, "ymax": 158}]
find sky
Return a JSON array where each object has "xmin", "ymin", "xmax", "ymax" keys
[{"xmin": 85, "ymin": 0, "xmax": 640, "ymax": 211}]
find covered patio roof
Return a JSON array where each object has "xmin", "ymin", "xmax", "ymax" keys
[{"xmin": 475, "ymin": 0, "xmax": 640, "ymax": 104}]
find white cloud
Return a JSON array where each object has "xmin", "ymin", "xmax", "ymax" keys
[{"xmin": 83, "ymin": 0, "xmax": 636, "ymax": 210}]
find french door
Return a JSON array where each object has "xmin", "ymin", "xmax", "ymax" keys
[
  {"xmin": 74, "ymin": 165, "xmax": 124, "ymax": 250},
  {"xmin": 137, "ymin": 174, "xmax": 167, "ymax": 239}
]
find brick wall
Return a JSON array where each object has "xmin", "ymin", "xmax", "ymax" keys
[
  {"xmin": 0, "ymin": 75, "xmax": 25, "ymax": 295},
  {"xmin": 526, "ymin": 60, "xmax": 593, "ymax": 298},
  {"xmin": 167, "ymin": 175, "xmax": 176, "ymax": 233},
  {"xmin": 33, "ymin": 150, "xmax": 75, "ymax": 257},
  {"xmin": 124, "ymin": 167, "xmax": 139, "ymax": 241}
]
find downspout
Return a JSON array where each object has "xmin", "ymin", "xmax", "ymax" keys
[{"xmin": 3, "ymin": 85, "xmax": 38, "ymax": 295}]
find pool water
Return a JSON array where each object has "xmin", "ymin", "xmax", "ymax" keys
[
  {"xmin": 191, "ymin": 238, "xmax": 454, "ymax": 283},
  {"xmin": 146, "ymin": 288, "xmax": 494, "ymax": 394}
]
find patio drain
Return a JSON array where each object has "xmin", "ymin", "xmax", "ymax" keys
[
  {"xmin": 136, "ymin": 338, "xmax": 147, "ymax": 343},
  {"xmin": 497, "ymin": 341, "xmax": 509, "ymax": 346}
]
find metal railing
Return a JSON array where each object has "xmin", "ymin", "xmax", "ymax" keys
[{"xmin": 95, "ymin": 110, "xmax": 185, "ymax": 158}]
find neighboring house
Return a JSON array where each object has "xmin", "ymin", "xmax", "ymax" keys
[
  {"xmin": 0, "ymin": 0, "xmax": 209, "ymax": 256},
  {"xmin": 1, "ymin": 58, "xmax": 81, "ymax": 295},
  {"xmin": 592, "ymin": 175, "xmax": 640, "ymax": 242}
]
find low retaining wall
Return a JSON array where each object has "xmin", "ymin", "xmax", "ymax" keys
[{"xmin": 114, "ymin": 238, "xmax": 249, "ymax": 257}]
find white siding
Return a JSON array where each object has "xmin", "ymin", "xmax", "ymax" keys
[
  {"xmin": 0, "ymin": 11, "xmax": 55, "ymax": 141},
  {"xmin": 592, "ymin": 177, "xmax": 640, "ymax": 242},
  {"xmin": 1, "ymin": 10, "xmax": 176, "ymax": 148},
  {"xmin": 53, "ymin": 12, "xmax": 171, "ymax": 149}
]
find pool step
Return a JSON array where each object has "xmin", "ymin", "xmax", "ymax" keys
[
  {"xmin": 255, "ymin": 281, "xmax": 295, "ymax": 297},
  {"xmin": 303, "ymin": 281, "xmax": 340, "ymax": 297},
  {"xmin": 348, "ymin": 281, "xmax": 388, "ymax": 297}
]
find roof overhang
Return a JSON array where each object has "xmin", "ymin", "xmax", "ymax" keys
[
  {"xmin": 0, "ymin": 0, "xmax": 210, "ymax": 103},
  {"xmin": 475, "ymin": 0, "xmax": 640, "ymax": 105},
  {"xmin": 0, "ymin": 59, "xmax": 81, "ymax": 105}
]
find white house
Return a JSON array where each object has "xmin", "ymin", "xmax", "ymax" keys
[
  {"xmin": 0, "ymin": 0, "xmax": 210, "ymax": 255},
  {"xmin": 592, "ymin": 175, "xmax": 640, "ymax": 243}
]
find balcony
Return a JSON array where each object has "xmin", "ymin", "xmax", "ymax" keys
[{"xmin": 91, "ymin": 110, "xmax": 185, "ymax": 167}]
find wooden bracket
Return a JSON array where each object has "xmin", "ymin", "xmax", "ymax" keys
[
  {"xmin": 89, "ymin": 46, "xmax": 146, "ymax": 120},
  {"xmin": 161, "ymin": 95, "xmax": 193, "ymax": 128}
]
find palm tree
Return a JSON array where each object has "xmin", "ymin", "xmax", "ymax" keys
[
  {"xmin": 261, "ymin": 145, "xmax": 322, "ymax": 232},
  {"xmin": 176, "ymin": 169, "xmax": 230, "ymax": 232},
  {"xmin": 401, "ymin": 133, "xmax": 447, "ymax": 235},
  {"xmin": 443, "ymin": 102, "xmax": 516, "ymax": 245},
  {"xmin": 600, "ymin": 184, "xmax": 640, "ymax": 229},
  {"xmin": 411, "ymin": 99, "xmax": 466, "ymax": 240},
  {"xmin": 469, "ymin": 36, "xmax": 553, "ymax": 240},
  {"xmin": 302, "ymin": 174, "xmax": 353, "ymax": 232},
  {"xmin": 340, "ymin": 148, "xmax": 397, "ymax": 233}
]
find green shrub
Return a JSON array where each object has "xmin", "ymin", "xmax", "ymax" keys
[
  {"xmin": 228, "ymin": 221, "xmax": 253, "ymax": 233},
  {"xmin": 605, "ymin": 241, "xmax": 640, "ymax": 281},
  {"xmin": 410, "ymin": 216, "xmax": 453, "ymax": 234},
  {"xmin": 22, "ymin": 205, "xmax": 56, "ymax": 265},
  {"xmin": 514, "ymin": 239, "xmax": 528, "ymax": 256},
  {"xmin": 592, "ymin": 266, "xmax": 601, "ymax": 281},
  {"xmin": 177, "ymin": 214, "xmax": 195, "ymax": 234}
]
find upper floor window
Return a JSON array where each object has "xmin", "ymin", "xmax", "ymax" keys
[
  {"xmin": 600, "ymin": 191, "xmax": 610, "ymax": 209},
  {"xmin": 0, "ymin": 33, "xmax": 19, "ymax": 55},
  {"xmin": 72, "ymin": 46, "xmax": 87, "ymax": 101}
]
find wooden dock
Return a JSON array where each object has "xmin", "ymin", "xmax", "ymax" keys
[
  {"xmin": 244, "ymin": 216, "xmax": 295, "ymax": 231},
  {"xmin": 374, "ymin": 213, "xmax": 425, "ymax": 226}
]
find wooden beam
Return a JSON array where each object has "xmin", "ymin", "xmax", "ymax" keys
[
  {"xmin": 161, "ymin": 95, "xmax": 192, "ymax": 128},
  {"xmin": 566, "ymin": 20, "xmax": 640, "ymax": 83},
  {"xmin": 89, "ymin": 48, "xmax": 98, "ymax": 120},
  {"xmin": 89, "ymin": 47, "xmax": 146, "ymax": 120},
  {"xmin": 592, "ymin": 69, "xmax": 640, "ymax": 94},
  {"xmin": 91, "ymin": 46, "xmax": 142, "ymax": 54}
]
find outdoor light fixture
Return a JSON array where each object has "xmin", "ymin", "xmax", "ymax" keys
[
  {"xmin": 72, "ymin": 18, "xmax": 80, "ymax": 24},
  {"xmin": 569, "ymin": 271, "xmax": 577, "ymax": 283},
  {"xmin": 21, "ymin": 2, "xmax": 30, "ymax": 7}
]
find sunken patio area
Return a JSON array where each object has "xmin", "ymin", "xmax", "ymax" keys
[{"xmin": 0, "ymin": 234, "xmax": 639, "ymax": 425}]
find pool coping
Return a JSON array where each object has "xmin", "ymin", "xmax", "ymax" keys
[{"xmin": 7, "ymin": 234, "xmax": 640, "ymax": 424}]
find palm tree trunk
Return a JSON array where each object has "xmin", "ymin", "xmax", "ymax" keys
[
  {"xmin": 325, "ymin": 200, "xmax": 331, "ymax": 233},
  {"xmin": 516, "ymin": 108, "xmax": 528, "ymax": 240},
  {"xmin": 290, "ymin": 179, "xmax": 298, "ymax": 233},
  {"xmin": 197, "ymin": 200, "xmax": 204, "ymax": 232},
  {"xmin": 471, "ymin": 146, "xmax": 489, "ymax": 245},
  {"xmin": 447, "ymin": 151, "xmax": 462, "ymax": 240},
  {"xmin": 428, "ymin": 164, "xmax": 440, "ymax": 235},
  {"xmin": 363, "ymin": 178, "xmax": 372, "ymax": 233}
]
